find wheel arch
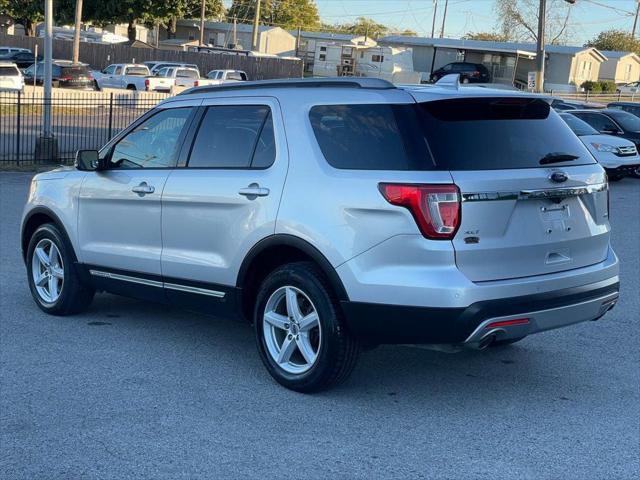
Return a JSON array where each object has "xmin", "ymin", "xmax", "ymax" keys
[
  {"xmin": 21, "ymin": 207, "xmax": 74, "ymax": 263},
  {"xmin": 236, "ymin": 235, "xmax": 349, "ymax": 322}
]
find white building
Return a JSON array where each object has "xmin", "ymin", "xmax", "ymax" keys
[{"xmin": 312, "ymin": 37, "xmax": 420, "ymax": 83}]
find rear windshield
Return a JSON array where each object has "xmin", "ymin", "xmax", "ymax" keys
[
  {"xmin": 60, "ymin": 66, "xmax": 90, "ymax": 76},
  {"xmin": 125, "ymin": 67, "xmax": 149, "ymax": 76},
  {"xmin": 309, "ymin": 97, "xmax": 595, "ymax": 170},
  {"xmin": 0, "ymin": 66, "xmax": 19, "ymax": 76},
  {"xmin": 177, "ymin": 69, "xmax": 198, "ymax": 78}
]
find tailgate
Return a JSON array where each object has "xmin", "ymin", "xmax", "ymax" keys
[
  {"xmin": 451, "ymin": 166, "xmax": 609, "ymax": 281},
  {"xmin": 409, "ymin": 95, "xmax": 611, "ymax": 282}
]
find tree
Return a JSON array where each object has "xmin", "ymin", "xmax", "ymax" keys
[
  {"xmin": 495, "ymin": 0, "xmax": 573, "ymax": 44},
  {"xmin": 340, "ymin": 17, "xmax": 388, "ymax": 39},
  {"xmin": 159, "ymin": 0, "xmax": 225, "ymax": 39},
  {"xmin": 585, "ymin": 30, "xmax": 640, "ymax": 55},
  {"xmin": 4, "ymin": 0, "xmax": 44, "ymax": 36},
  {"xmin": 227, "ymin": 0, "xmax": 320, "ymax": 31},
  {"xmin": 464, "ymin": 31, "xmax": 509, "ymax": 42}
]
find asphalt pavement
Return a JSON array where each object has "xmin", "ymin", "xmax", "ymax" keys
[{"xmin": 1, "ymin": 172, "xmax": 638, "ymax": 479}]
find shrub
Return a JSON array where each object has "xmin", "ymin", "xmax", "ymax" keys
[
  {"xmin": 581, "ymin": 80, "xmax": 602, "ymax": 93},
  {"xmin": 599, "ymin": 81, "xmax": 617, "ymax": 93}
]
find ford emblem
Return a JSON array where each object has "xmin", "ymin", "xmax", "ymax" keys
[{"xmin": 550, "ymin": 171, "xmax": 568, "ymax": 183}]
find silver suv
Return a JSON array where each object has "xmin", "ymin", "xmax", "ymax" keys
[{"xmin": 21, "ymin": 78, "xmax": 620, "ymax": 392}]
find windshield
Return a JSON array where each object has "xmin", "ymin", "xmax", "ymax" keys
[
  {"xmin": 607, "ymin": 110, "xmax": 640, "ymax": 132},
  {"xmin": 560, "ymin": 113, "xmax": 598, "ymax": 136}
]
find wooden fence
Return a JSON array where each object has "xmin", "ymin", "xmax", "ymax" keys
[{"xmin": 0, "ymin": 34, "xmax": 303, "ymax": 80}]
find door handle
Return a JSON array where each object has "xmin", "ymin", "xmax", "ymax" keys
[
  {"xmin": 132, "ymin": 182, "xmax": 155, "ymax": 196},
  {"xmin": 238, "ymin": 183, "xmax": 270, "ymax": 199}
]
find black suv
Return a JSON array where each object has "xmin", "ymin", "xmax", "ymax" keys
[
  {"xmin": 0, "ymin": 51, "xmax": 40, "ymax": 69},
  {"xmin": 608, "ymin": 102, "xmax": 640, "ymax": 118},
  {"xmin": 23, "ymin": 61, "xmax": 95, "ymax": 90},
  {"xmin": 430, "ymin": 62, "xmax": 491, "ymax": 83}
]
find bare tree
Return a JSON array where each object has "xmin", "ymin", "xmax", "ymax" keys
[{"xmin": 495, "ymin": 0, "xmax": 573, "ymax": 45}]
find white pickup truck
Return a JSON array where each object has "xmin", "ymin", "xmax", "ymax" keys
[
  {"xmin": 93, "ymin": 64, "xmax": 173, "ymax": 92},
  {"xmin": 154, "ymin": 66, "xmax": 216, "ymax": 89},
  {"xmin": 205, "ymin": 69, "xmax": 248, "ymax": 83}
]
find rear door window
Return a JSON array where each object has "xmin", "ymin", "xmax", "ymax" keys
[{"xmin": 188, "ymin": 105, "xmax": 275, "ymax": 168}]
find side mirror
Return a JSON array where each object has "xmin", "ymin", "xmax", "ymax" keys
[{"xmin": 75, "ymin": 150, "xmax": 100, "ymax": 171}]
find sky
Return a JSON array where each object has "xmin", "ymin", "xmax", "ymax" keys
[{"xmin": 224, "ymin": 0, "xmax": 638, "ymax": 46}]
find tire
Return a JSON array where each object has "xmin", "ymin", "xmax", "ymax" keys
[
  {"xmin": 461, "ymin": 77, "xmax": 470, "ymax": 84},
  {"xmin": 94, "ymin": 80, "xmax": 101, "ymax": 91},
  {"xmin": 254, "ymin": 261, "xmax": 360, "ymax": 392},
  {"xmin": 489, "ymin": 336, "xmax": 525, "ymax": 348},
  {"xmin": 632, "ymin": 167, "xmax": 640, "ymax": 179},
  {"xmin": 608, "ymin": 174, "xmax": 623, "ymax": 182},
  {"xmin": 26, "ymin": 223, "xmax": 94, "ymax": 315},
  {"xmin": 126, "ymin": 84, "xmax": 136, "ymax": 90}
]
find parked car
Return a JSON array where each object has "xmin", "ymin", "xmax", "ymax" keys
[
  {"xmin": 608, "ymin": 101, "xmax": 640, "ymax": 118},
  {"xmin": 560, "ymin": 112, "xmax": 640, "ymax": 179},
  {"xmin": 154, "ymin": 66, "xmax": 215, "ymax": 89},
  {"xmin": 93, "ymin": 64, "xmax": 173, "ymax": 92},
  {"xmin": 23, "ymin": 61, "xmax": 95, "ymax": 90},
  {"xmin": 567, "ymin": 108, "xmax": 640, "ymax": 178},
  {"xmin": 205, "ymin": 69, "xmax": 248, "ymax": 82},
  {"xmin": 21, "ymin": 78, "xmax": 619, "ymax": 392},
  {"xmin": 144, "ymin": 61, "xmax": 200, "ymax": 76},
  {"xmin": 616, "ymin": 81, "xmax": 640, "ymax": 94},
  {"xmin": 0, "ymin": 62, "xmax": 25, "ymax": 92},
  {"xmin": 567, "ymin": 109, "xmax": 640, "ymax": 148},
  {"xmin": 551, "ymin": 98, "xmax": 605, "ymax": 111},
  {"xmin": 430, "ymin": 62, "xmax": 490, "ymax": 83},
  {"xmin": 0, "ymin": 47, "xmax": 31, "ymax": 57},
  {"xmin": 0, "ymin": 51, "xmax": 40, "ymax": 69}
]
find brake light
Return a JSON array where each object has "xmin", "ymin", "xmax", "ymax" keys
[
  {"xmin": 379, "ymin": 183, "xmax": 461, "ymax": 240},
  {"xmin": 471, "ymin": 70, "xmax": 480, "ymax": 77},
  {"xmin": 58, "ymin": 76, "xmax": 72, "ymax": 81},
  {"xmin": 144, "ymin": 78, "xmax": 150, "ymax": 91},
  {"xmin": 194, "ymin": 80, "xmax": 199, "ymax": 87}
]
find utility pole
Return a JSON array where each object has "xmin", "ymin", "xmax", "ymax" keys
[
  {"xmin": 252, "ymin": 0, "xmax": 262, "ymax": 51},
  {"xmin": 431, "ymin": 0, "xmax": 438, "ymax": 38},
  {"xmin": 72, "ymin": 0, "xmax": 83, "ymax": 64},
  {"xmin": 535, "ymin": 0, "xmax": 546, "ymax": 93},
  {"xmin": 439, "ymin": 0, "xmax": 448, "ymax": 38},
  {"xmin": 36, "ymin": 0, "xmax": 56, "ymax": 162},
  {"xmin": 633, "ymin": 1, "xmax": 640, "ymax": 38},
  {"xmin": 199, "ymin": 0, "xmax": 206, "ymax": 46},
  {"xmin": 233, "ymin": 17, "xmax": 237, "ymax": 47}
]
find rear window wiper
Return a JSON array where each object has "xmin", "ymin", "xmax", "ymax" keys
[{"xmin": 539, "ymin": 152, "xmax": 579, "ymax": 165}]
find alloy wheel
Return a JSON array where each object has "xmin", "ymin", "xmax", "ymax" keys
[
  {"xmin": 31, "ymin": 238, "xmax": 64, "ymax": 303},
  {"xmin": 262, "ymin": 286, "xmax": 322, "ymax": 374}
]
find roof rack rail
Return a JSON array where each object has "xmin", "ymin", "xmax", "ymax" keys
[{"xmin": 178, "ymin": 77, "xmax": 396, "ymax": 95}]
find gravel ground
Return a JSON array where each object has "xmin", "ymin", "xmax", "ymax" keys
[{"xmin": 1, "ymin": 172, "xmax": 638, "ymax": 479}]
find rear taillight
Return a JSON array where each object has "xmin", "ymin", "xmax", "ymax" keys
[
  {"xmin": 194, "ymin": 80, "xmax": 199, "ymax": 87},
  {"xmin": 58, "ymin": 76, "xmax": 72, "ymax": 81},
  {"xmin": 379, "ymin": 183, "xmax": 461, "ymax": 240},
  {"xmin": 471, "ymin": 70, "xmax": 480, "ymax": 77},
  {"xmin": 144, "ymin": 78, "xmax": 150, "ymax": 91}
]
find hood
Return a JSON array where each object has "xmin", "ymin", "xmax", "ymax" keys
[{"xmin": 579, "ymin": 134, "xmax": 636, "ymax": 149}]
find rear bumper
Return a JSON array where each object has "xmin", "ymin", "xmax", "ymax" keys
[{"xmin": 340, "ymin": 277, "xmax": 619, "ymax": 345}]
